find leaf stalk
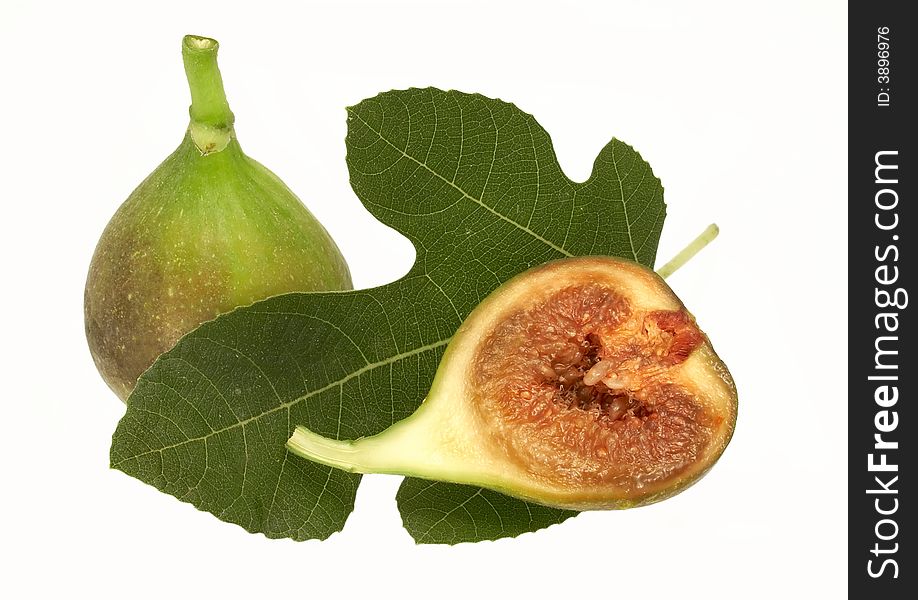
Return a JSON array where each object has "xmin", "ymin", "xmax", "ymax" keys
[{"xmin": 656, "ymin": 223, "xmax": 720, "ymax": 279}]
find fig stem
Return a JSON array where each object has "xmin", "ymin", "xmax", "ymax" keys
[
  {"xmin": 287, "ymin": 427, "xmax": 370, "ymax": 474},
  {"xmin": 656, "ymin": 223, "xmax": 719, "ymax": 279},
  {"xmin": 287, "ymin": 425, "xmax": 418, "ymax": 475},
  {"xmin": 287, "ymin": 404, "xmax": 469, "ymax": 480},
  {"xmin": 182, "ymin": 35, "xmax": 235, "ymax": 153}
]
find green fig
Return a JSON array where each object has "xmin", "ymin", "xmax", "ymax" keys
[
  {"xmin": 85, "ymin": 35, "xmax": 352, "ymax": 401},
  {"xmin": 287, "ymin": 257, "xmax": 736, "ymax": 510}
]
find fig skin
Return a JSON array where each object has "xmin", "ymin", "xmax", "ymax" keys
[
  {"xmin": 85, "ymin": 36, "xmax": 352, "ymax": 401},
  {"xmin": 287, "ymin": 256, "xmax": 737, "ymax": 511}
]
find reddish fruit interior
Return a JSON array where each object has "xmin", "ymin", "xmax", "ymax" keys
[{"xmin": 473, "ymin": 283, "xmax": 717, "ymax": 495}]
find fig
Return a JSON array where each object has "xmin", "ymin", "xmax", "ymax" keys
[
  {"xmin": 287, "ymin": 257, "xmax": 736, "ymax": 510},
  {"xmin": 85, "ymin": 35, "xmax": 352, "ymax": 401}
]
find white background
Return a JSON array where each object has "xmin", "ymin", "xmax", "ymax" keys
[{"xmin": 0, "ymin": 1, "xmax": 846, "ymax": 598}]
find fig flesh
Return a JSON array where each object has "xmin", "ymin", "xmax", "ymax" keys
[
  {"xmin": 287, "ymin": 256, "xmax": 737, "ymax": 510},
  {"xmin": 85, "ymin": 36, "xmax": 352, "ymax": 401}
]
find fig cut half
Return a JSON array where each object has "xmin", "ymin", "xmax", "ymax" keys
[{"xmin": 287, "ymin": 257, "xmax": 737, "ymax": 510}]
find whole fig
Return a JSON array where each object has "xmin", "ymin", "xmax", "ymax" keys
[{"xmin": 85, "ymin": 35, "xmax": 352, "ymax": 401}]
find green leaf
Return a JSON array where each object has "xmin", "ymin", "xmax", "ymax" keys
[
  {"xmin": 397, "ymin": 480, "xmax": 577, "ymax": 544},
  {"xmin": 110, "ymin": 88, "xmax": 665, "ymax": 543}
]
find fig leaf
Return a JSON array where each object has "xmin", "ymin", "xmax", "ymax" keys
[
  {"xmin": 110, "ymin": 88, "xmax": 665, "ymax": 543},
  {"xmin": 397, "ymin": 479, "xmax": 578, "ymax": 544}
]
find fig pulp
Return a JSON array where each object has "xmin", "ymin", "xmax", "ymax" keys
[
  {"xmin": 287, "ymin": 257, "xmax": 737, "ymax": 510},
  {"xmin": 85, "ymin": 36, "xmax": 352, "ymax": 401}
]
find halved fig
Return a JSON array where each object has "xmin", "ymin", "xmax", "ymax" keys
[{"xmin": 287, "ymin": 256, "xmax": 737, "ymax": 510}]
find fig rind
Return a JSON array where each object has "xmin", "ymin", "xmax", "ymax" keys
[{"xmin": 287, "ymin": 256, "xmax": 736, "ymax": 510}]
